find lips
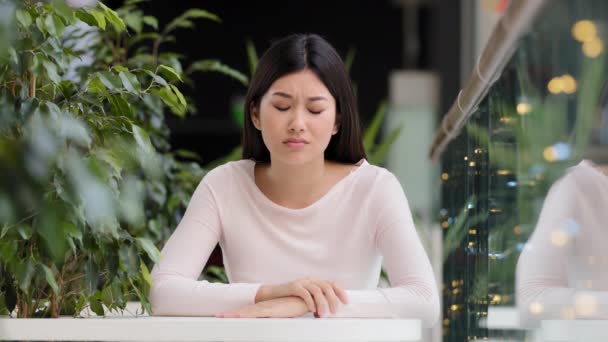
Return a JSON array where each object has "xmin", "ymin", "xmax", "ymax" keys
[
  {"xmin": 284, "ymin": 138, "xmax": 308, "ymax": 148},
  {"xmin": 284, "ymin": 138, "xmax": 308, "ymax": 144}
]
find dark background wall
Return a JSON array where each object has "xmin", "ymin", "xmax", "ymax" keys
[{"xmin": 107, "ymin": 0, "xmax": 459, "ymax": 164}]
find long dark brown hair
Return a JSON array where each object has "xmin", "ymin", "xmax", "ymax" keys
[{"xmin": 241, "ymin": 33, "xmax": 367, "ymax": 164}]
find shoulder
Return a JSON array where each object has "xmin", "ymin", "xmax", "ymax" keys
[
  {"xmin": 202, "ymin": 159, "xmax": 254, "ymax": 189},
  {"xmin": 353, "ymin": 161, "xmax": 403, "ymax": 195}
]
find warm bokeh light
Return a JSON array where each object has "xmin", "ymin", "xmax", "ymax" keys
[
  {"xmin": 516, "ymin": 102, "xmax": 532, "ymax": 115},
  {"xmin": 548, "ymin": 74, "xmax": 578, "ymax": 94},
  {"xmin": 575, "ymin": 294, "xmax": 598, "ymax": 317},
  {"xmin": 513, "ymin": 225, "xmax": 523, "ymax": 235},
  {"xmin": 572, "ymin": 20, "xmax": 597, "ymax": 43},
  {"xmin": 547, "ymin": 77, "xmax": 563, "ymax": 94},
  {"xmin": 496, "ymin": 169, "xmax": 512, "ymax": 175},
  {"xmin": 550, "ymin": 229, "xmax": 569, "ymax": 247},
  {"xmin": 583, "ymin": 38, "xmax": 604, "ymax": 58},
  {"xmin": 543, "ymin": 146, "xmax": 557, "ymax": 161},
  {"xmin": 529, "ymin": 302, "xmax": 544, "ymax": 315},
  {"xmin": 441, "ymin": 172, "xmax": 449, "ymax": 181},
  {"xmin": 560, "ymin": 74, "xmax": 577, "ymax": 94}
]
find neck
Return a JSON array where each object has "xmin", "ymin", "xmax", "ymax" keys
[{"xmin": 266, "ymin": 157, "xmax": 327, "ymax": 193}]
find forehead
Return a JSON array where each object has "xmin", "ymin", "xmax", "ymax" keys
[{"xmin": 267, "ymin": 69, "xmax": 333, "ymax": 98}]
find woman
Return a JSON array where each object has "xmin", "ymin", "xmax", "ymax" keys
[{"xmin": 150, "ymin": 34, "xmax": 439, "ymax": 326}]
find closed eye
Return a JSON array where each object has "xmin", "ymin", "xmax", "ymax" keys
[
  {"xmin": 309, "ymin": 109, "xmax": 323, "ymax": 114},
  {"xmin": 275, "ymin": 106, "xmax": 290, "ymax": 112}
]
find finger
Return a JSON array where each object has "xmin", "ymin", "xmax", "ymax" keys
[
  {"xmin": 332, "ymin": 283, "xmax": 349, "ymax": 304},
  {"xmin": 319, "ymin": 282, "xmax": 340, "ymax": 314},
  {"xmin": 295, "ymin": 286, "xmax": 316, "ymax": 312},
  {"xmin": 305, "ymin": 284, "xmax": 329, "ymax": 317}
]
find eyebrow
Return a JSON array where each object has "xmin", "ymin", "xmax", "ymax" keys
[{"xmin": 271, "ymin": 92, "xmax": 328, "ymax": 102}]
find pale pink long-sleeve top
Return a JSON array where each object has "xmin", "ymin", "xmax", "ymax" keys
[
  {"xmin": 516, "ymin": 160, "xmax": 608, "ymax": 325},
  {"xmin": 150, "ymin": 159, "xmax": 440, "ymax": 326}
]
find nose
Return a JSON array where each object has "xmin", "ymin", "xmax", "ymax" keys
[{"xmin": 287, "ymin": 109, "xmax": 306, "ymax": 133}]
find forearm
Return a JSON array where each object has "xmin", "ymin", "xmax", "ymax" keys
[
  {"xmin": 150, "ymin": 272, "xmax": 261, "ymax": 316},
  {"xmin": 332, "ymin": 286, "xmax": 440, "ymax": 325}
]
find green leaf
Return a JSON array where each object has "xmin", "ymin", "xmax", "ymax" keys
[
  {"xmin": 136, "ymin": 237, "xmax": 160, "ymax": 263},
  {"xmin": 119, "ymin": 71, "xmax": 141, "ymax": 94},
  {"xmin": 246, "ymin": 39, "xmax": 258, "ymax": 76},
  {"xmin": 111, "ymin": 65, "xmax": 128, "ymax": 72},
  {"xmin": 363, "ymin": 100, "xmax": 387, "ymax": 152},
  {"xmin": 0, "ymin": 224, "xmax": 9, "ymax": 239},
  {"xmin": 164, "ymin": 9, "xmax": 220, "ymax": 34},
  {"xmin": 101, "ymin": 286, "xmax": 113, "ymax": 308},
  {"xmin": 123, "ymin": 11, "xmax": 142, "ymax": 34},
  {"xmin": 152, "ymin": 87, "xmax": 185, "ymax": 117},
  {"xmin": 76, "ymin": 11, "xmax": 98, "ymax": 27},
  {"xmin": 142, "ymin": 15, "xmax": 158, "ymax": 30},
  {"xmin": 35, "ymin": 16, "xmax": 47, "ymax": 37},
  {"xmin": 188, "ymin": 59, "xmax": 248, "ymax": 86},
  {"xmin": 89, "ymin": 9, "xmax": 106, "ymax": 30},
  {"xmin": 52, "ymin": 0, "xmax": 76, "ymax": 24},
  {"xmin": 169, "ymin": 84, "xmax": 186, "ymax": 106},
  {"xmin": 143, "ymin": 70, "xmax": 167, "ymax": 87},
  {"xmin": 0, "ymin": 241, "xmax": 18, "ymax": 265},
  {"xmin": 98, "ymin": 2, "xmax": 126, "ymax": 32},
  {"xmin": 16, "ymin": 9, "xmax": 32, "ymax": 28},
  {"xmin": 119, "ymin": 245, "xmax": 139, "ymax": 276},
  {"xmin": 132, "ymin": 124, "xmax": 154, "ymax": 153},
  {"xmin": 88, "ymin": 75, "xmax": 106, "ymax": 94},
  {"xmin": 89, "ymin": 296, "xmax": 104, "ymax": 316},
  {"xmin": 84, "ymin": 258, "xmax": 99, "ymax": 295},
  {"xmin": 140, "ymin": 262, "xmax": 152, "ymax": 286},
  {"xmin": 16, "ymin": 225, "xmax": 32, "ymax": 240},
  {"xmin": 128, "ymin": 277, "xmax": 152, "ymax": 314},
  {"xmin": 64, "ymin": 222, "xmax": 82, "ymax": 243},
  {"xmin": 42, "ymin": 58, "xmax": 61, "ymax": 84},
  {"xmin": 158, "ymin": 64, "xmax": 182, "ymax": 82},
  {"xmin": 369, "ymin": 125, "xmax": 403, "ymax": 165},
  {"xmin": 41, "ymin": 264, "xmax": 59, "ymax": 294},
  {"xmin": 344, "ymin": 47, "xmax": 356, "ymax": 73},
  {"xmin": 96, "ymin": 71, "xmax": 122, "ymax": 90},
  {"xmin": 15, "ymin": 259, "xmax": 35, "ymax": 292},
  {"xmin": 45, "ymin": 14, "xmax": 65, "ymax": 38},
  {"xmin": 107, "ymin": 94, "xmax": 134, "ymax": 118}
]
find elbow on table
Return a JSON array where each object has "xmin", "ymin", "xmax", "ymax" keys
[
  {"xmin": 393, "ymin": 286, "xmax": 441, "ymax": 328},
  {"xmin": 149, "ymin": 281, "xmax": 168, "ymax": 316}
]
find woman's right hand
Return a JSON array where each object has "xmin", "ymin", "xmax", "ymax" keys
[{"xmin": 255, "ymin": 278, "xmax": 349, "ymax": 317}]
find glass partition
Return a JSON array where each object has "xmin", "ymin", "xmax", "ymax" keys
[{"xmin": 440, "ymin": 1, "xmax": 608, "ymax": 341}]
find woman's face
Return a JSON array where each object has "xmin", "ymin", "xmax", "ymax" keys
[{"xmin": 251, "ymin": 69, "xmax": 339, "ymax": 165}]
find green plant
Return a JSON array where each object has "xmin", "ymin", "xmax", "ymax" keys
[{"xmin": 0, "ymin": 0, "xmax": 244, "ymax": 317}]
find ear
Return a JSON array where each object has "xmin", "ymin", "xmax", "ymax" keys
[
  {"xmin": 332, "ymin": 113, "xmax": 341, "ymax": 135},
  {"xmin": 250, "ymin": 103, "xmax": 261, "ymax": 130}
]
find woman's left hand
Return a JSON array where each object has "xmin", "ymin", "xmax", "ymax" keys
[{"xmin": 215, "ymin": 296, "xmax": 310, "ymax": 318}]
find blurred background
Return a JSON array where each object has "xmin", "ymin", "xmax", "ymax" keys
[{"xmin": 1, "ymin": 0, "xmax": 608, "ymax": 341}]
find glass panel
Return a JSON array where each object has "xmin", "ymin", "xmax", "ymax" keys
[{"xmin": 440, "ymin": 1, "xmax": 608, "ymax": 341}]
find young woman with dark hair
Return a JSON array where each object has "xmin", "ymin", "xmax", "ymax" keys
[{"xmin": 150, "ymin": 34, "xmax": 439, "ymax": 326}]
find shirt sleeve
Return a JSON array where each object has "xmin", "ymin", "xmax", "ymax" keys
[
  {"xmin": 516, "ymin": 175, "xmax": 608, "ymax": 326},
  {"xmin": 332, "ymin": 171, "xmax": 440, "ymax": 327},
  {"xmin": 149, "ymin": 174, "xmax": 261, "ymax": 316}
]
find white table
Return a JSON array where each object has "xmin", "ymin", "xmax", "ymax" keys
[
  {"xmin": 541, "ymin": 320, "xmax": 608, "ymax": 342},
  {"xmin": 0, "ymin": 316, "xmax": 421, "ymax": 341}
]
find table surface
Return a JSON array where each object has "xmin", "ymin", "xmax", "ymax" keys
[
  {"xmin": 541, "ymin": 320, "xmax": 608, "ymax": 342},
  {"xmin": 0, "ymin": 316, "xmax": 421, "ymax": 342}
]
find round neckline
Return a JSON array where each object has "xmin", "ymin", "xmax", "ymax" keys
[{"xmin": 246, "ymin": 159, "xmax": 368, "ymax": 213}]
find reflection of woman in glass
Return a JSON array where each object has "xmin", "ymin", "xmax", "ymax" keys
[
  {"xmin": 516, "ymin": 159, "xmax": 608, "ymax": 325},
  {"xmin": 149, "ymin": 34, "xmax": 439, "ymax": 325}
]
